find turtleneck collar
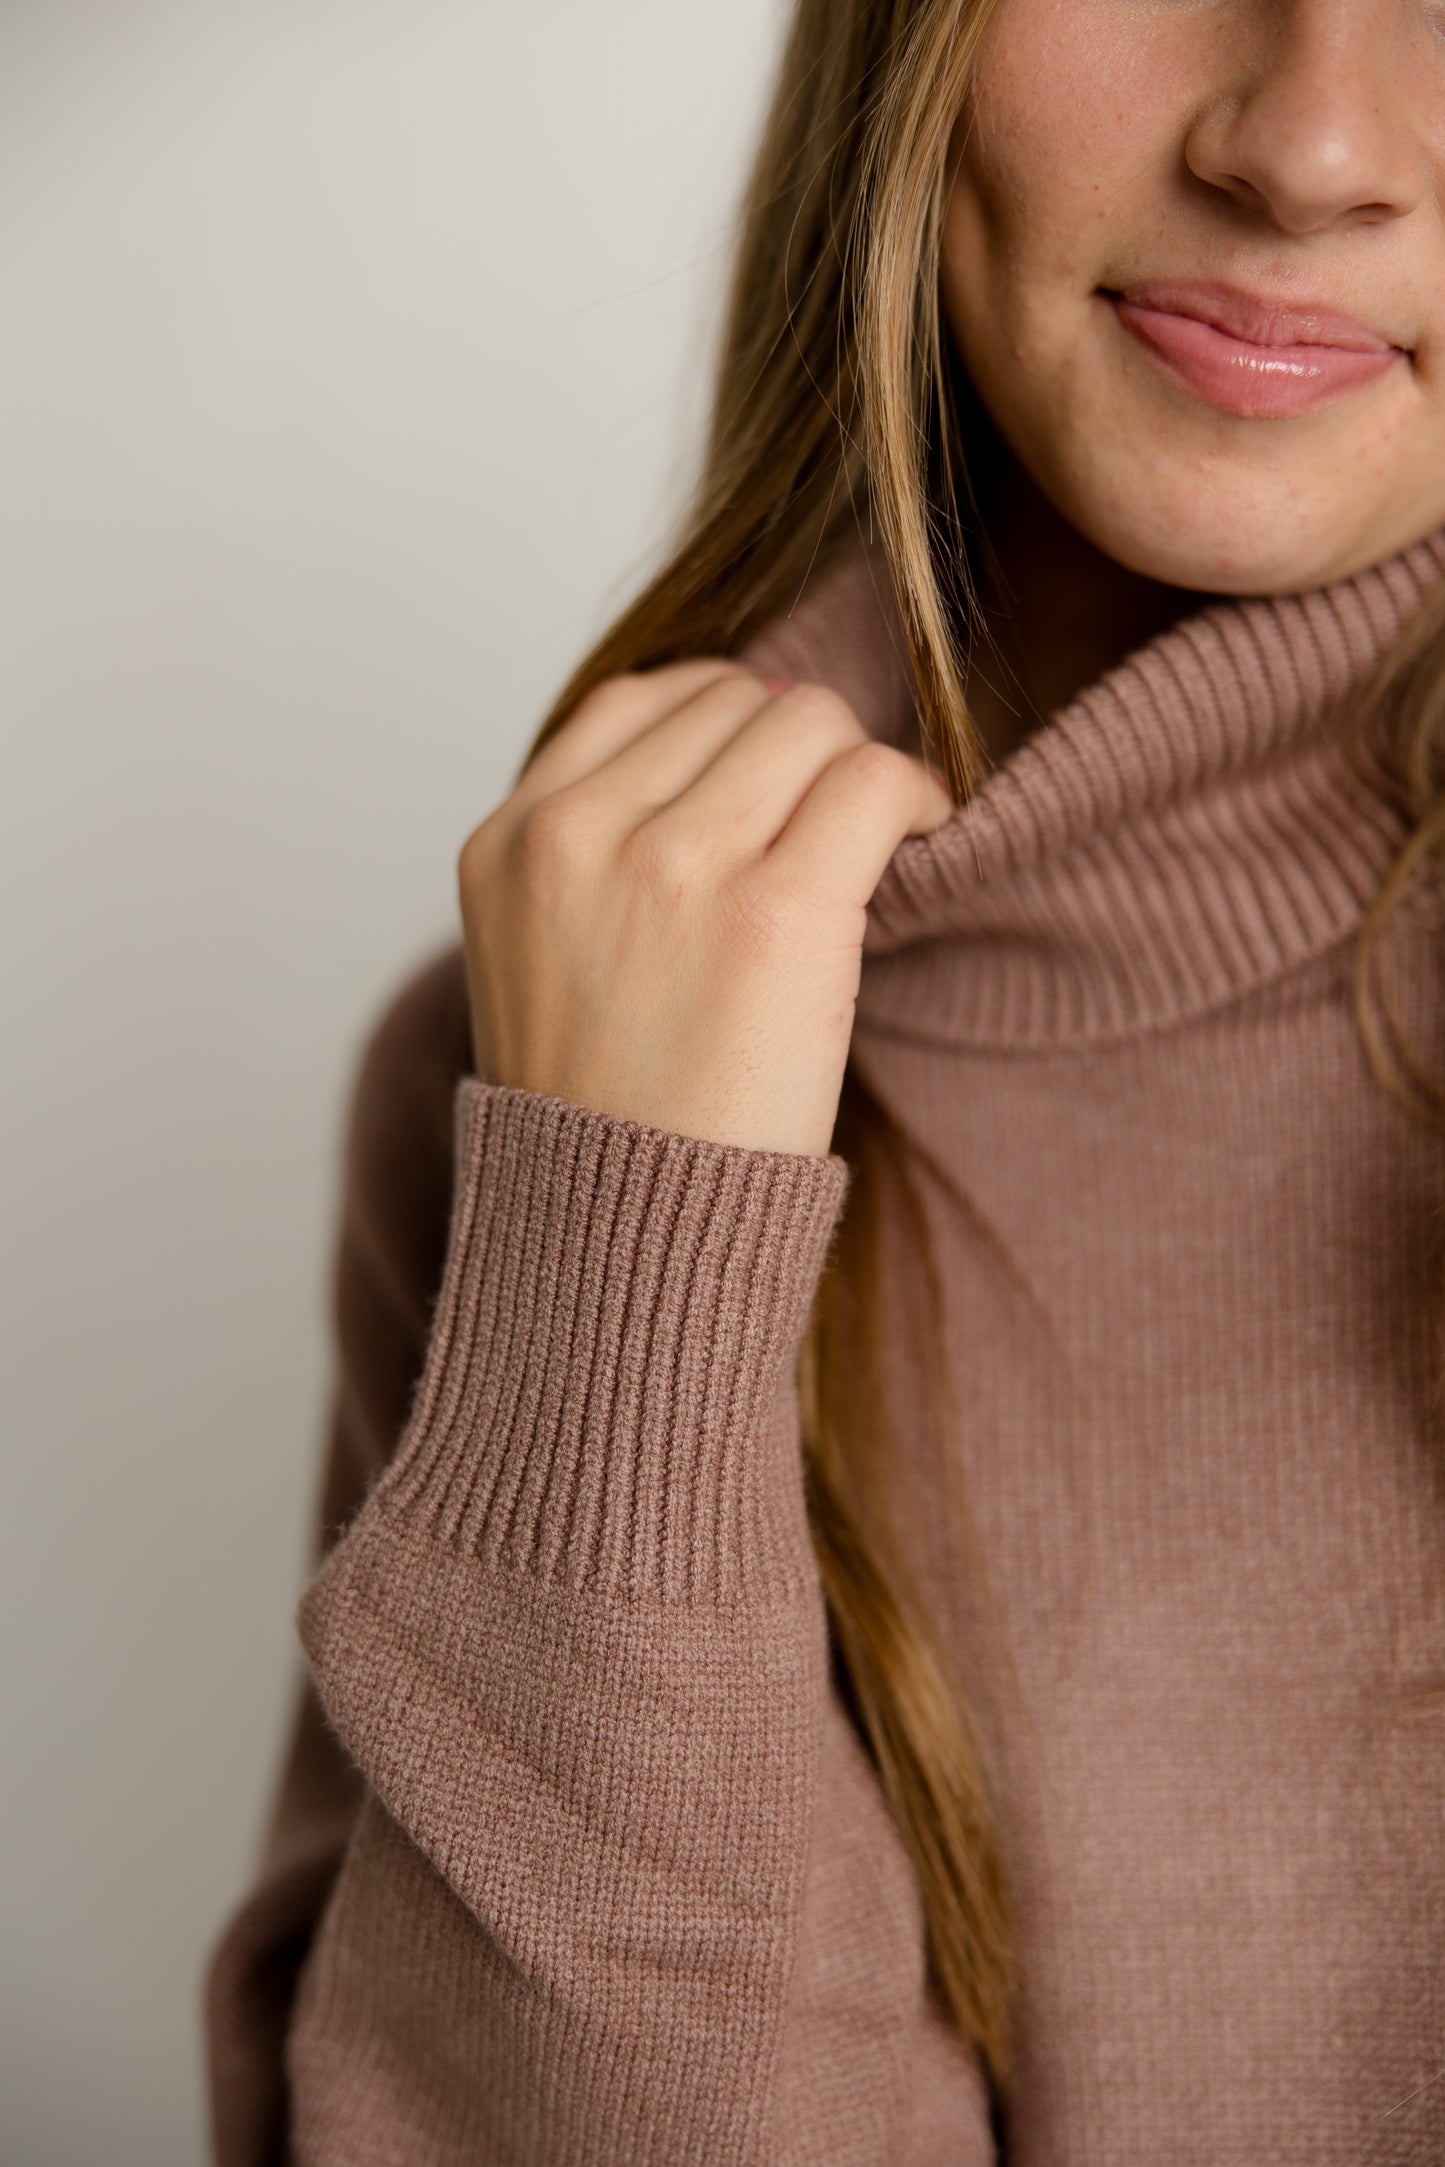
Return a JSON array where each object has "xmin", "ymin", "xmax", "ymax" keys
[{"xmin": 738, "ymin": 523, "xmax": 1445, "ymax": 1052}]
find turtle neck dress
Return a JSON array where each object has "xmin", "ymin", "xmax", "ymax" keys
[{"xmin": 205, "ymin": 526, "xmax": 1445, "ymax": 2165}]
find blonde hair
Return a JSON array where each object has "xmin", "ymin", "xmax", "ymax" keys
[{"xmin": 509, "ymin": 0, "xmax": 1445, "ymax": 2096}]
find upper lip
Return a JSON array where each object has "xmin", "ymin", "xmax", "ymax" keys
[{"xmin": 1109, "ymin": 278, "xmax": 1400, "ymax": 353}]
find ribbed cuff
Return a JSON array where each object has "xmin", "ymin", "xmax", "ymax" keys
[{"xmin": 373, "ymin": 1077, "xmax": 852, "ymax": 1605}]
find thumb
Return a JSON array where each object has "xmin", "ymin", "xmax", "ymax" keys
[{"xmin": 905, "ymin": 754, "xmax": 957, "ymax": 835}]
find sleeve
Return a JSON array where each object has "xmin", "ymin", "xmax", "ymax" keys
[
  {"xmin": 202, "ymin": 945, "xmax": 472, "ymax": 2166},
  {"xmin": 280, "ymin": 1072, "xmax": 857, "ymax": 2164},
  {"xmin": 205, "ymin": 945, "xmax": 997, "ymax": 2167}
]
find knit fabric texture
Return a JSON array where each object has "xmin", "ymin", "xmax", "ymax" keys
[{"xmin": 205, "ymin": 524, "xmax": 1445, "ymax": 2164}]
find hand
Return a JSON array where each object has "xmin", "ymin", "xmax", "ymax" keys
[{"xmin": 456, "ymin": 660, "xmax": 954, "ymax": 1158}]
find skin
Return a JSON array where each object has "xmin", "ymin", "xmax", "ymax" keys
[
  {"xmin": 940, "ymin": 0, "xmax": 1445, "ymax": 763},
  {"xmin": 460, "ymin": 0, "xmax": 1445, "ymax": 1157}
]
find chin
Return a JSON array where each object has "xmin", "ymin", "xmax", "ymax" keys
[
  {"xmin": 1041, "ymin": 443, "xmax": 1428, "ymax": 599},
  {"xmin": 1079, "ymin": 501, "xmax": 1350, "ymax": 598},
  {"xmin": 1031, "ymin": 345, "xmax": 1445, "ymax": 597}
]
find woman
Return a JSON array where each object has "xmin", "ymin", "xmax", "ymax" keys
[{"xmin": 205, "ymin": 0, "xmax": 1445, "ymax": 2158}]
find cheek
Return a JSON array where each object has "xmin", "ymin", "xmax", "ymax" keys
[{"xmin": 946, "ymin": 11, "xmax": 1182, "ymax": 301}]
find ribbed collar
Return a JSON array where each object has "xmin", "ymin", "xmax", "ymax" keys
[{"xmin": 741, "ymin": 524, "xmax": 1445, "ymax": 1052}]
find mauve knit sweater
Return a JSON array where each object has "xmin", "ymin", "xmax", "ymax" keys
[{"xmin": 206, "ymin": 527, "xmax": 1445, "ymax": 2165}]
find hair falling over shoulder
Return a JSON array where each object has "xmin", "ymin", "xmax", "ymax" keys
[{"xmin": 505, "ymin": 0, "xmax": 1445, "ymax": 2098}]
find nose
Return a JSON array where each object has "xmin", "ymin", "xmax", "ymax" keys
[{"xmin": 1183, "ymin": 0, "xmax": 1429, "ymax": 235}]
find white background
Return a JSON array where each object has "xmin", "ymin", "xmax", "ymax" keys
[{"xmin": 0, "ymin": 4, "xmax": 785, "ymax": 2158}]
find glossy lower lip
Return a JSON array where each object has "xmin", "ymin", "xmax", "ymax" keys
[{"xmin": 1107, "ymin": 293, "xmax": 1401, "ymax": 418}]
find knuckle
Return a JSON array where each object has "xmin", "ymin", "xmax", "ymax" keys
[
  {"xmin": 779, "ymin": 679, "xmax": 864, "ymax": 745},
  {"xmin": 620, "ymin": 816, "xmax": 710, "ymax": 898},
  {"xmin": 457, "ymin": 808, "xmax": 504, "ymax": 888},
  {"xmin": 572, "ymin": 672, "xmax": 643, "ymax": 727},
  {"xmin": 511, "ymin": 787, "xmax": 609, "ymax": 881},
  {"xmin": 841, "ymin": 737, "xmax": 911, "ymax": 793}
]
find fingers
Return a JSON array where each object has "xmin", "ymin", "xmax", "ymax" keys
[
  {"xmin": 512, "ymin": 660, "xmax": 754, "ymax": 806},
  {"xmin": 762, "ymin": 737, "xmax": 956, "ymax": 909},
  {"xmin": 637, "ymin": 680, "xmax": 869, "ymax": 853},
  {"xmin": 582, "ymin": 670, "xmax": 784, "ymax": 817},
  {"xmin": 499, "ymin": 662, "xmax": 955, "ymax": 922}
]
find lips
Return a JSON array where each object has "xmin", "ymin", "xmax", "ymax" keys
[
  {"xmin": 1104, "ymin": 278, "xmax": 1405, "ymax": 419},
  {"xmin": 1114, "ymin": 278, "xmax": 1395, "ymax": 352}
]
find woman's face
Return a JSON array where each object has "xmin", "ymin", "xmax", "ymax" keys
[{"xmin": 941, "ymin": 0, "xmax": 1445, "ymax": 592}]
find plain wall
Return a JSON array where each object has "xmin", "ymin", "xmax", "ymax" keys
[{"xmin": 0, "ymin": 5, "xmax": 785, "ymax": 2159}]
